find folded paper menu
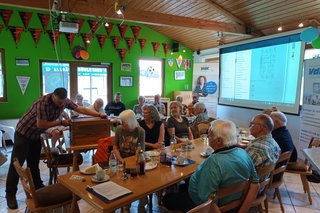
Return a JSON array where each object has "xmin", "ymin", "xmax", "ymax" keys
[{"xmin": 87, "ymin": 181, "xmax": 132, "ymax": 201}]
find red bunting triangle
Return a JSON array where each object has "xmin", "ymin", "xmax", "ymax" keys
[
  {"xmin": 105, "ymin": 23, "xmax": 113, "ymax": 37},
  {"xmin": 38, "ymin": 14, "xmax": 50, "ymax": 30},
  {"xmin": 117, "ymin": 24, "xmax": 127, "ymax": 39},
  {"xmin": 65, "ymin": 33, "xmax": 76, "ymax": 47},
  {"xmin": 19, "ymin": 12, "xmax": 32, "ymax": 29},
  {"xmin": 138, "ymin": 38, "xmax": 147, "ymax": 52},
  {"xmin": 130, "ymin": 26, "xmax": 141, "ymax": 41},
  {"xmin": 0, "ymin": 9, "xmax": 13, "ymax": 26},
  {"xmin": 88, "ymin": 20, "xmax": 99, "ymax": 34},
  {"xmin": 125, "ymin": 37, "xmax": 134, "ymax": 51},
  {"xmin": 81, "ymin": 33, "xmax": 93, "ymax": 49},
  {"xmin": 117, "ymin": 48, "xmax": 127, "ymax": 62},
  {"xmin": 111, "ymin": 36, "xmax": 120, "ymax": 49},
  {"xmin": 47, "ymin": 30, "xmax": 60, "ymax": 46},
  {"xmin": 29, "ymin": 28, "xmax": 42, "ymax": 45},
  {"xmin": 0, "ymin": 24, "xmax": 3, "ymax": 33},
  {"xmin": 71, "ymin": 18, "xmax": 84, "ymax": 32},
  {"xmin": 152, "ymin": 42, "xmax": 160, "ymax": 55},
  {"xmin": 96, "ymin": 35, "xmax": 107, "ymax": 48},
  {"xmin": 9, "ymin": 26, "xmax": 24, "ymax": 45},
  {"xmin": 162, "ymin": 43, "xmax": 170, "ymax": 55}
]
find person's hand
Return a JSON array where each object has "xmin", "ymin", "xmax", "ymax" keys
[
  {"xmin": 61, "ymin": 119, "xmax": 71, "ymax": 126},
  {"xmin": 99, "ymin": 113, "xmax": 107, "ymax": 119}
]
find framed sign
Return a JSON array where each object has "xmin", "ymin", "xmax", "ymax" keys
[
  {"xmin": 120, "ymin": 76, "xmax": 133, "ymax": 87},
  {"xmin": 121, "ymin": 63, "xmax": 132, "ymax": 72},
  {"xmin": 174, "ymin": 70, "xmax": 185, "ymax": 80}
]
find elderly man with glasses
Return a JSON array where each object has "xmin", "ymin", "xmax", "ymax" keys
[{"xmin": 246, "ymin": 114, "xmax": 281, "ymax": 167}]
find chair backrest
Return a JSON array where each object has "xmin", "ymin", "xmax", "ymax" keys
[
  {"xmin": 187, "ymin": 196, "xmax": 214, "ymax": 213},
  {"xmin": 256, "ymin": 164, "xmax": 276, "ymax": 188},
  {"xmin": 13, "ymin": 159, "xmax": 39, "ymax": 207},
  {"xmin": 270, "ymin": 151, "xmax": 291, "ymax": 185},
  {"xmin": 197, "ymin": 121, "xmax": 211, "ymax": 137},
  {"xmin": 309, "ymin": 137, "xmax": 320, "ymax": 148},
  {"xmin": 93, "ymin": 136, "xmax": 115, "ymax": 164},
  {"xmin": 216, "ymin": 179, "xmax": 251, "ymax": 212},
  {"xmin": 40, "ymin": 133, "xmax": 55, "ymax": 165},
  {"xmin": 208, "ymin": 117, "xmax": 216, "ymax": 122}
]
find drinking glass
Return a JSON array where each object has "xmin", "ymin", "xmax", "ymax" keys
[{"xmin": 200, "ymin": 134, "xmax": 208, "ymax": 145}]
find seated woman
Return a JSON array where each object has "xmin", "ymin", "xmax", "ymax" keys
[
  {"xmin": 87, "ymin": 98, "xmax": 105, "ymax": 114},
  {"xmin": 139, "ymin": 105, "xmax": 164, "ymax": 151},
  {"xmin": 113, "ymin": 110, "xmax": 147, "ymax": 212},
  {"xmin": 133, "ymin": 96, "xmax": 145, "ymax": 115},
  {"xmin": 167, "ymin": 101, "xmax": 193, "ymax": 143}
]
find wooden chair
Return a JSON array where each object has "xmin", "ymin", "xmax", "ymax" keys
[
  {"xmin": 194, "ymin": 121, "xmax": 211, "ymax": 138},
  {"xmin": 286, "ymin": 137, "xmax": 320, "ymax": 205},
  {"xmin": 187, "ymin": 196, "xmax": 214, "ymax": 213},
  {"xmin": 268, "ymin": 151, "xmax": 292, "ymax": 212},
  {"xmin": 250, "ymin": 164, "xmax": 276, "ymax": 213},
  {"xmin": 13, "ymin": 159, "xmax": 73, "ymax": 213}
]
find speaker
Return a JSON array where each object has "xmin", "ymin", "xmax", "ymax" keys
[
  {"xmin": 172, "ymin": 43, "xmax": 179, "ymax": 52},
  {"xmin": 196, "ymin": 50, "xmax": 201, "ymax": 55}
]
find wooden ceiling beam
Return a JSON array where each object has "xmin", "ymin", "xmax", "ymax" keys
[{"xmin": 1, "ymin": 0, "xmax": 249, "ymax": 35}]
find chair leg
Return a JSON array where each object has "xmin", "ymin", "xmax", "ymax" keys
[
  {"xmin": 258, "ymin": 204, "xmax": 263, "ymax": 213},
  {"xmin": 148, "ymin": 194, "xmax": 153, "ymax": 210},
  {"xmin": 264, "ymin": 196, "xmax": 269, "ymax": 213},
  {"xmin": 274, "ymin": 188, "xmax": 284, "ymax": 213},
  {"xmin": 300, "ymin": 174, "xmax": 307, "ymax": 193},
  {"xmin": 301, "ymin": 175, "xmax": 312, "ymax": 205},
  {"xmin": 48, "ymin": 168, "xmax": 53, "ymax": 185},
  {"xmin": 53, "ymin": 167, "xmax": 58, "ymax": 184}
]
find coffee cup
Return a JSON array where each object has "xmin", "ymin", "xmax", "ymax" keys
[{"xmin": 96, "ymin": 169, "xmax": 106, "ymax": 181}]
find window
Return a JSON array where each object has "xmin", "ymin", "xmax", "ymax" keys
[
  {"xmin": 0, "ymin": 49, "xmax": 6, "ymax": 102},
  {"xmin": 139, "ymin": 59, "xmax": 163, "ymax": 96}
]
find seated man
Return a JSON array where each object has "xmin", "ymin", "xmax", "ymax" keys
[
  {"xmin": 191, "ymin": 93, "xmax": 199, "ymax": 105},
  {"xmin": 175, "ymin": 95, "xmax": 187, "ymax": 115},
  {"xmin": 104, "ymin": 92, "xmax": 126, "ymax": 116},
  {"xmin": 270, "ymin": 111, "xmax": 297, "ymax": 163},
  {"xmin": 151, "ymin": 94, "xmax": 166, "ymax": 115},
  {"xmin": 191, "ymin": 102, "xmax": 209, "ymax": 137},
  {"xmin": 163, "ymin": 119, "xmax": 259, "ymax": 212},
  {"xmin": 246, "ymin": 114, "xmax": 281, "ymax": 167},
  {"xmin": 88, "ymin": 98, "xmax": 105, "ymax": 115}
]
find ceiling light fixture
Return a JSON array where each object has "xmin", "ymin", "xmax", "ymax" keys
[
  {"xmin": 277, "ymin": 23, "xmax": 283, "ymax": 31},
  {"xmin": 298, "ymin": 22, "xmax": 304, "ymax": 28},
  {"xmin": 105, "ymin": 22, "xmax": 109, "ymax": 27}
]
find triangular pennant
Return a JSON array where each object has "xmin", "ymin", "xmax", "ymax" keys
[
  {"xmin": 29, "ymin": 28, "xmax": 42, "ymax": 45},
  {"xmin": 16, "ymin": 76, "xmax": 30, "ymax": 95},
  {"xmin": 0, "ymin": 9, "xmax": 13, "ymax": 26},
  {"xmin": 117, "ymin": 24, "xmax": 128, "ymax": 39},
  {"xmin": 65, "ymin": 33, "xmax": 76, "ymax": 47},
  {"xmin": 19, "ymin": 12, "xmax": 32, "ymax": 29},
  {"xmin": 130, "ymin": 26, "xmax": 141, "ymax": 41},
  {"xmin": 105, "ymin": 23, "xmax": 113, "ymax": 37},
  {"xmin": 0, "ymin": 24, "xmax": 3, "ymax": 33},
  {"xmin": 117, "ymin": 48, "xmax": 127, "ymax": 62},
  {"xmin": 9, "ymin": 27, "xmax": 24, "ymax": 45},
  {"xmin": 124, "ymin": 37, "xmax": 134, "ymax": 51},
  {"xmin": 176, "ymin": 55, "xmax": 183, "ymax": 68},
  {"xmin": 38, "ymin": 13, "xmax": 50, "ymax": 30},
  {"xmin": 138, "ymin": 38, "xmax": 147, "ymax": 52},
  {"xmin": 162, "ymin": 43, "xmax": 170, "ymax": 55},
  {"xmin": 72, "ymin": 18, "xmax": 84, "ymax": 32},
  {"xmin": 152, "ymin": 42, "xmax": 160, "ymax": 55},
  {"xmin": 47, "ymin": 30, "xmax": 60, "ymax": 46},
  {"xmin": 81, "ymin": 33, "xmax": 93, "ymax": 49},
  {"xmin": 111, "ymin": 36, "xmax": 120, "ymax": 49},
  {"xmin": 96, "ymin": 34, "xmax": 107, "ymax": 48},
  {"xmin": 88, "ymin": 20, "xmax": 99, "ymax": 34},
  {"xmin": 184, "ymin": 59, "xmax": 191, "ymax": 70}
]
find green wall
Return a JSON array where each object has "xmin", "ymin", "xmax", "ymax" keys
[{"xmin": 0, "ymin": 5, "xmax": 193, "ymax": 119}]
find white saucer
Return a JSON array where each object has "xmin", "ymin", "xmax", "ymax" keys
[
  {"xmin": 145, "ymin": 162, "xmax": 158, "ymax": 170},
  {"xmin": 91, "ymin": 175, "xmax": 110, "ymax": 183},
  {"xmin": 80, "ymin": 168, "xmax": 96, "ymax": 175},
  {"xmin": 173, "ymin": 160, "xmax": 189, "ymax": 166},
  {"xmin": 145, "ymin": 151, "xmax": 160, "ymax": 157}
]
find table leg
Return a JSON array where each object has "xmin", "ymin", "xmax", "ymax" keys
[
  {"xmin": 70, "ymin": 193, "xmax": 80, "ymax": 213},
  {"xmin": 73, "ymin": 150, "xmax": 79, "ymax": 171}
]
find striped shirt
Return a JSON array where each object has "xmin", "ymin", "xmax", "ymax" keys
[
  {"xmin": 16, "ymin": 93, "xmax": 77, "ymax": 141},
  {"xmin": 246, "ymin": 134, "xmax": 281, "ymax": 167}
]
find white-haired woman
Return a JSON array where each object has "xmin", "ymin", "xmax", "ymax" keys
[
  {"xmin": 87, "ymin": 98, "xmax": 105, "ymax": 114},
  {"xmin": 133, "ymin": 96, "xmax": 146, "ymax": 115},
  {"xmin": 139, "ymin": 104, "xmax": 164, "ymax": 150},
  {"xmin": 167, "ymin": 101, "xmax": 193, "ymax": 143}
]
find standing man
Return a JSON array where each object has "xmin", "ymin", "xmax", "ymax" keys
[
  {"xmin": 104, "ymin": 92, "xmax": 126, "ymax": 116},
  {"xmin": 6, "ymin": 88, "xmax": 107, "ymax": 209}
]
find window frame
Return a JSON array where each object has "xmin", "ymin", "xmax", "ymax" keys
[{"xmin": 0, "ymin": 49, "xmax": 7, "ymax": 102}]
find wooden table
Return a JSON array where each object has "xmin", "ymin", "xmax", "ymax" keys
[
  {"xmin": 302, "ymin": 148, "xmax": 320, "ymax": 173},
  {"xmin": 58, "ymin": 138, "xmax": 207, "ymax": 212}
]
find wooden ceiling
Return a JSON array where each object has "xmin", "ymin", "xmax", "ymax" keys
[{"xmin": 2, "ymin": 0, "xmax": 320, "ymax": 51}]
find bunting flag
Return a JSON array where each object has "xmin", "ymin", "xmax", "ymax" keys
[
  {"xmin": 162, "ymin": 43, "xmax": 170, "ymax": 55},
  {"xmin": 105, "ymin": 23, "xmax": 113, "ymax": 37},
  {"xmin": 184, "ymin": 59, "xmax": 191, "ymax": 70},
  {"xmin": 72, "ymin": 18, "xmax": 84, "ymax": 32},
  {"xmin": 152, "ymin": 42, "xmax": 160, "ymax": 55},
  {"xmin": 0, "ymin": 24, "xmax": 3, "ymax": 33},
  {"xmin": 88, "ymin": 20, "xmax": 99, "ymax": 34},
  {"xmin": 124, "ymin": 37, "xmax": 134, "ymax": 51},
  {"xmin": 117, "ymin": 48, "xmax": 127, "ymax": 62},
  {"xmin": 111, "ymin": 36, "xmax": 120, "ymax": 49},
  {"xmin": 117, "ymin": 24, "xmax": 127, "ymax": 39},
  {"xmin": 47, "ymin": 30, "xmax": 60, "ymax": 46},
  {"xmin": 65, "ymin": 33, "xmax": 76, "ymax": 47},
  {"xmin": 96, "ymin": 34, "xmax": 107, "ymax": 48},
  {"xmin": 0, "ymin": 9, "xmax": 13, "ymax": 26},
  {"xmin": 38, "ymin": 13, "xmax": 50, "ymax": 30},
  {"xmin": 130, "ymin": 26, "xmax": 141, "ymax": 41},
  {"xmin": 29, "ymin": 28, "xmax": 42, "ymax": 45},
  {"xmin": 19, "ymin": 12, "xmax": 32, "ymax": 29},
  {"xmin": 9, "ymin": 26, "xmax": 24, "ymax": 45},
  {"xmin": 138, "ymin": 38, "xmax": 147, "ymax": 52},
  {"xmin": 81, "ymin": 33, "xmax": 93, "ymax": 49}
]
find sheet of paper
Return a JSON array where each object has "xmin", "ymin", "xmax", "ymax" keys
[{"xmin": 91, "ymin": 181, "xmax": 132, "ymax": 200}]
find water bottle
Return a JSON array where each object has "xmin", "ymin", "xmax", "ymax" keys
[
  {"xmin": 170, "ymin": 134, "xmax": 177, "ymax": 152},
  {"xmin": 160, "ymin": 142, "xmax": 166, "ymax": 164},
  {"xmin": 108, "ymin": 150, "xmax": 117, "ymax": 174}
]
